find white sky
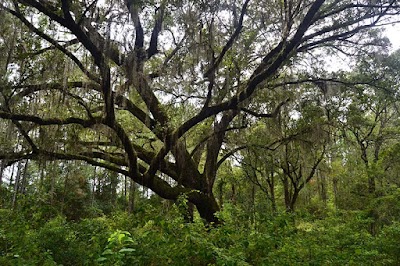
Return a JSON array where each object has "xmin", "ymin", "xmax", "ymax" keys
[{"xmin": 385, "ymin": 24, "xmax": 400, "ymax": 51}]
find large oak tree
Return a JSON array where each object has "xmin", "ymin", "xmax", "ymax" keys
[{"xmin": 0, "ymin": 0, "xmax": 399, "ymax": 223}]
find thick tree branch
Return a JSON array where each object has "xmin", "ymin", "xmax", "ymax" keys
[
  {"xmin": 114, "ymin": 94, "xmax": 158, "ymax": 132},
  {"xmin": 147, "ymin": 4, "xmax": 165, "ymax": 59},
  {"xmin": 10, "ymin": 81, "xmax": 100, "ymax": 102},
  {"xmin": 108, "ymin": 121, "xmax": 140, "ymax": 178},
  {"xmin": 18, "ymin": 0, "xmax": 115, "ymax": 125},
  {"xmin": 0, "ymin": 111, "xmax": 101, "ymax": 127},
  {"xmin": 216, "ymin": 145, "xmax": 247, "ymax": 169},
  {"xmin": 12, "ymin": 121, "xmax": 38, "ymax": 152},
  {"xmin": 126, "ymin": 0, "xmax": 144, "ymax": 49},
  {"xmin": 175, "ymin": 0, "xmax": 326, "ymax": 140}
]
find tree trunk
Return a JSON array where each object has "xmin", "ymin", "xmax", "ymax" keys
[
  {"xmin": 289, "ymin": 188, "xmax": 300, "ymax": 212},
  {"xmin": 12, "ymin": 161, "xmax": 23, "ymax": 209},
  {"xmin": 91, "ymin": 167, "xmax": 96, "ymax": 207},
  {"xmin": 128, "ymin": 178, "xmax": 136, "ymax": 214},
  {"xmin": 365, "ymin": 163, "xmax": 376, "ymax": 194},
  {"xmin": 110, "ymin": 172, "xmax": 118, "ymax": 207},
  {"xmin": 360, "ymin": 145, "xmax": 375, "ymax": 194},
  {"xmin": 20, "ymin": 160, "xmax": 29, "ymax": 195},
  {"xmin": 283, "ymin": 175, "xmax": 291, "ymax": 212},
  {"xmin": 9, "ymin": 163, "xmax": 15, "ymax": 187},
  {"xmin": 269, "ymin": 168, "xmax": 277, "ymax": 213},
  {"xmin": 318, "ymin": 170, "xmax": 327, "ymax": 204},
  {"xmin": 231, "ymin": 183, "xmax": 236, "ymax": 204},
  {"xmin": 332, "ymin": 176, "xmax": 339, "ymax": 210},
  {"xmin": 183, "ymin": 202, "xmax": 194, "ymax": 223},
  {"xmin": 191, "ymin": 192, "xmax": 220, "ymax": 225},
  {"xmin": 0, "ymin": 159, "xmax": 5, "ymax": 186},
  {"xmin": 37, "ymin": 159, "xmax": 46, "ymax": 192},
  {"xmin": 124, "ymin": 175, "xmax": 128, "ymax": 207}
]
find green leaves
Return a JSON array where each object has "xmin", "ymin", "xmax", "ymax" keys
[
  {"xmin": 2, "ymin": 203, "xmax": 400, "ymax": 265},
  {"xmin": 98, "ymin": 230, "xmax": 137, "ymax": 265}
]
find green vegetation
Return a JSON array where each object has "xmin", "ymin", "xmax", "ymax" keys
[
  {"xmin": 1, "ymin": 198, "xmax": 400, "ymax": 265},
  {"xmin": 1, "ymin": 0, "xmax": 400, "ymax": 264}
]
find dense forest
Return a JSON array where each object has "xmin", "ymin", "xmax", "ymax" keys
[{"xmin": 1, "ymin": 0, "xmax": 400, "ymax": 265}]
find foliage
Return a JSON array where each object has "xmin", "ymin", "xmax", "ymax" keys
[
  {"xmin": 1, "ymin": 0, "xmax": 400, "ymax": 265},
  {"xmin": 1, "ymin": 0, "xmax": 400, "ymax": 223},
  {"xmin": 2, "ymin": 205, "xmax": 400, "ymax": 265},
  {"xmin": 97, "ymin": 230, "xmax": 137, "ymax": 265}
]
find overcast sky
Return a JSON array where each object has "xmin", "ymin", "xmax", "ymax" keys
[{"xmin": 385, "ymin": 24, "xmax": 400, "ymax": 51}]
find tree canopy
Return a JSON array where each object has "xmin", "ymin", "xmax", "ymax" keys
[{"xmin": 1, "ymin": 0, "xmax": 400, "ymax": 223}]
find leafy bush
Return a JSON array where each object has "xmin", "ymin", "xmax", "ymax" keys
[
  {"xmin": 2, "ymin": 204, "xmax": 400, "ymax": 265},
  {"xmin": 98, "ymin": 230, "xmax": 137, "ymax": 265}
]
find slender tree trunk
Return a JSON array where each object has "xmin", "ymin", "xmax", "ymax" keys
[
  {"xmin": 12, "ymin": 161, "xmax": 23, "ymax": 209},
  {"xmin": 110, "ymin": 172, "xmax": 118, "ymax": 207},
  {"xmin": 61, "ymin": 173, "xmax": 68, "ymax": 214},
  {"xmin": 39, "ymin": 160, "xmax": 46, "ymax": 192},
  {"xmin": 332, "ymin": 177, "xmax": 339, "ymax": 210},
  {"xmin": 0, "ymin": 161, "xmax": 4, "ymax": 207},
  {"xmin": 283, "ymin": 175, "xmax": 291, "ymax": 212},
  {"xmin": 124, "ymin": 175, "xmax": 128, "ymax": 208},
  {"xmin": 0, "ymin": 160, "xmax": 5, "ymax": 186},
  {"xmin": 230, "ymin": 183, "xmax": 236, "ymax": 204},
  {"xmin": 97, "ymin": 175, "xmax": 101, "ymax": 197},
  {"xmin": 269, "ymin": 169, "xmax": 277, "ymax": 213},
  {"xmin": 289, "ymin": 188, "xmax": 300, "ymax": 212},
  {"xmin": 20, "ymin": 160, "xmax": 29, "ymax": 195},
  {"xmin": 318, "ymin": 170, "xmax": 327, "ymax": 204},
  {"xmin": 50, "ymin": 163, "xmax": 56, "ymax": 205},
  {"xmin": 128, "ymin": 178, "xmax": 135, "ymax": 214},
  {"xmin": 9, "ymin": 163, "xmax": 15, "ymax": 187},
  {"xmin": 91, "ymin": 167, "xmax": 96, "ymax": 207},
  {"xmin": 364, "ymin": 162, "xmax": 376, "ymax": 194},
  {"xmin": 360, "ymin": 145, "xmax": 375, "ymax": 194}
]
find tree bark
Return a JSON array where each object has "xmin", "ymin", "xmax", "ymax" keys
[
  {"xmin": 190, "ymin": 192, "xmax": 220, "ymax": 225},
  {"xmin": 12, "ymin": 161, "xmax": 23, "ymax": 209},
  {"xmin": 289, "ymin": 188, "xmax": 300, "ymax": 212},
  {"xmin": 318, "ymin": 170, "xmax": 327, "ymax": 204},
  {"xmin": 332, "ymin": 176, "xmax": 339, "ymax": 210},
  {"xmin": 283, "ymin": 175, "xmax": 291, "ymax": 212},
  {"xmin": 0, "ymin": 160, "xmax": 5, "ymax": 186},
  {"xmin": 128, "ymin": 178, "xmax": 135, "ymax": 214},
  {"xmin": 269, "ymin": 168, "xmax": 277, "ymax": 213},
  {"xmin": 20, "ymin": 160, "xmax": 29, "ymax": 195}
]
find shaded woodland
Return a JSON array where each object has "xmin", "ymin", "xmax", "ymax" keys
[{"xmin": 1, "ymin": 0, "xmax": 400, "ymax": 264}]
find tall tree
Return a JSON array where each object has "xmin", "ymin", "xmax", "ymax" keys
[
  {"xmin": 340, "ymin": 51, "xmax": 400, "ymax": 194},
  {"xmin": 0, "ymin": 0, "xmax": 399, "ymax": 223}
]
